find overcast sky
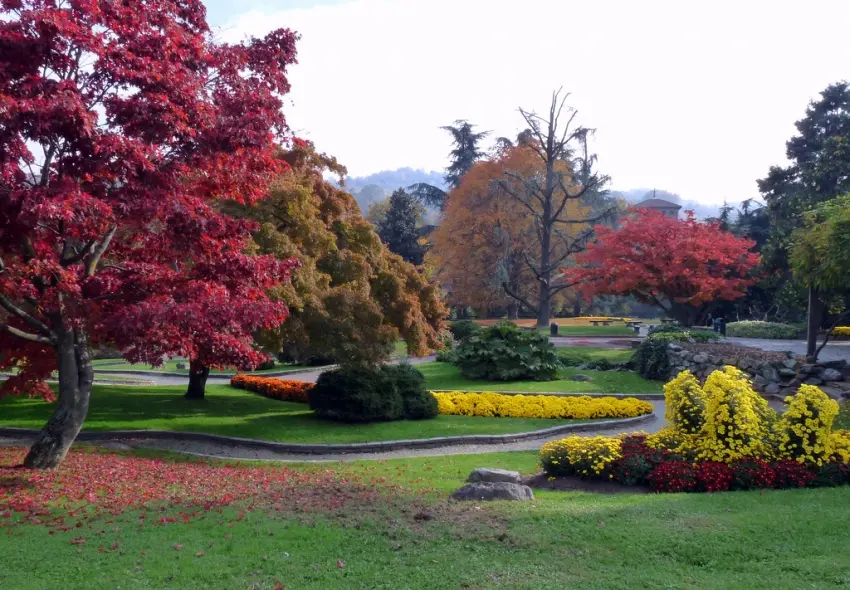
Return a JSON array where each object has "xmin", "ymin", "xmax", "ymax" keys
[{"xmin": 213, "ymin": 0, "xmax": 850, "ymax": 205}]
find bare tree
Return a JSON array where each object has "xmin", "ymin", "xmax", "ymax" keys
[{"xmin": 497, "ymin": 89, "xmax": 612, "ymax": 327}]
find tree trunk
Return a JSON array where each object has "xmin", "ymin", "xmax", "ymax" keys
[
  {"xmin": 185, "ymin": 359, "xmax": 210, "ymax": 400},
  {"xmin": 24, "ymin": 326, "xmax": 93, "ymax": 469},
  {"xmin": 806, "ymin": 287, "xmax": 826, "ymax": 361}
]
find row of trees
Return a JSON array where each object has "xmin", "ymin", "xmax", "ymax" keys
[{"xmin": 0, "ymin": 1, "xmax": 443, "ymax": 468}]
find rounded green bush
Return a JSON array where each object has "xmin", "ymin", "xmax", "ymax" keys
[
  {"xmin": 726, "ymin": 321, "xmax": 799, "ymax": 339},
  {"xmin": 448, "ymin": 320, "xmax": 481, "ymax": 344},
  {"xmin": 383, "ymin": 363, "xmax": 438, "ymax": 420},
  {"xmin": 454, "ymin": 321, "xmax": 559, "ymax": 381},
  {"xmin": 308, "ymin": 365, "xmax": 404, "ymax": 423}
]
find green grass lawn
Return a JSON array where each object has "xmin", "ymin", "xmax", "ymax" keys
[
  {"xmin": 90, "ymin": 358, "xmax": 314, "ymax": 375},
  {"xmin": 547, "ymin": 324, "xmax": 636, "ymax": 337},
  {"xmin": 837, "ymin": 401, "xmax": 850, "ymax": 430},
  {"xmin": 419, "ymin": 362, "xmax": 662, "ymax": 394},
  {"xmin": 0, "ymin": 384, "xmax": 593, "ymax": 444},
  {"xmin": 2, "ymin": 448, "xmax": 850, "ymax": 589},
  {"xmin": 556, "ymin": 346, "xmax": 635, "ymax": 365}
]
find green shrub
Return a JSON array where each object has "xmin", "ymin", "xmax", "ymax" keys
[
  {"xmin": 308, "ymin": 364, "xmax": 436, "ymax": 423},
  {"xmin": 382, "ymin": 363, "xmax": 438, "ymax": 420},
  {"xmin": 448, "ymin": 320, "xmax": 481, "ymax": 344},
  {"xmin": 557, "ymin": 350, "xmax": 617, "ymax": 371},
  {"xmin": 454, "ymin": 321, "xmax": 559, "ymax": 381},
  {"xmin": 632, "ymin": 337, "xmax": 672, "ymax": 380},
  {"xmin": 648, "ymin": 324, "xmax": 682, "ymax": 335},
  {"xmin": 435, "ymin": 329, "xmax": 458, "ymax": 363},
  {"xmin": 726, "ymin": 321, "xmax": 799, "ymax": 339}
]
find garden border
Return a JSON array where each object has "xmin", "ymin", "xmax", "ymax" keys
[
  {"xmin": 430, "ymin": 389, "xmax": 662, "ymax": 400},
  {"xmin": 0, "ymin": 413, "xmax": 655, "ymax": 455}
]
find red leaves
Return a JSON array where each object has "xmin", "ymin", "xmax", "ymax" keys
[
  {"xmin": 565, "ymin": 209, "xmax": 760, "ymax": 312},
  {"xmin": 0, "ymin": 1, "xmax": 300, "ymax": 402},
  {"xmin": 0, "ymin": 447, "xmax": 395, "ymax": 530}
]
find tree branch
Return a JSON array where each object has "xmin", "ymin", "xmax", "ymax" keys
[
  {"xmin": 501, "ymin": 281, "xmax": 538, "ymax": 314},
  {"xmin": 0, "ymin": 291, "xmax": 56, "ymax": 343},
  {"xmin": 814, "ymin": 310, "xmax": 850, "ymax": 360},
  {"xmin": 60, "ymin": 240, "xmax": 96, "ymax": 267},
  {"xmin": 0, "ymin": 323, "xmax": 55, "ymax": 345},
  {"xmin": 86, "ymin": 226, "xmax": 117, "ymax": 277}
]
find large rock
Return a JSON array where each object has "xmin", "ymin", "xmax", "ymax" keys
[
  {"xmin": 783, "ymin": 359, "xmax": 801, "ymax": 371},
  {"xmin": 822, "ymin": 360, "xmax": 848, "ymax": 370},
  {"xmin": 764, "ymin": 383, "xmax": 781, "ymax": 395},
  {"xmin": 569, "ymin": 374, "xmax": 592, "ymax": 382},
  {"xmin": 779, "ymin": 367, "xmax": 797, "ymax": 378},
  {"xmin": 799, "ymin": 364, "xmax": 816, "ymax": 374},
  {"xmin": 451, "ymin": 482, "xmax": 534, "ymax": 502},
  {"xmin": 754, "ymin": 375, "xmax": 769, "ymax": 388},
  {"xmin": 467, "ymin": 468, "xmax": 521, "ymax": 484},
  {"xmin": 821, "ymin": 368, "xmax": 844, "ymax": 382},
  {"xmin": 668, "ymin": 343, "xmax": 683, "ymax": 352},
  {"xmin": 761, "ymin": 365, "xmax": 780, "ymax": 382},
  {"xmin": 692, "ymin": 354, "xmax": 709, "ymax": 364},
  {"xmin": 805, "ymin": 377, "xmax": 824, "ymax": 386}
]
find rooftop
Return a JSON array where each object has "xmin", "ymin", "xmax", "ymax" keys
[{"xmin": 635, "ymin": 198, "xmax": 682, "ymax": 209}]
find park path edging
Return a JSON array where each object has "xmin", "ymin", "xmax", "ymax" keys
[{"xmin": 0, "ymin": 413, "xmax": 654, "ymax": 456}]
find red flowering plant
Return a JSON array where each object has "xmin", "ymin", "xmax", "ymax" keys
[
  {"xmin": 648, "ymin": 461, "xmax": 698, "ymax": 493},
  {"xmin": 729, "ymin": 460, "xmax": 777, "ymax": 491},
  {"xmin": 694, "ymin": 461, "xmax": 734, "ymax": 493}
]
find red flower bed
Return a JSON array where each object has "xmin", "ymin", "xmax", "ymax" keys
[
  {"xmin": 230, "ymin": 374, "xmax": 312, "ymax": 403},
  {"xmin": 595, "ymin": 434, "xmax": 849, "ymax": 494},
  {"xmin": 0, "ymin": 448, "xmax": 398, "ymax": 530}
]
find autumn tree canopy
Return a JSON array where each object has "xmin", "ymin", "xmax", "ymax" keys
[
  {"xmin": 566, "ymin": 210, "xmax": 761, "ymax": 326},
  {"xmin": 0, "ymin": 0, "xmax": 299, "ymax": 467},
  {"xmin": 429, "ymin": 141, "xmax": 590, "ymax": 317},
  {"xmin": 227, "ymin": 141, "xmax": 445, "ymax": 366}
]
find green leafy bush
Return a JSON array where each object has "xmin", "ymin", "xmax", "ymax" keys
[
  {"xmin": 454, "ymin": 321, "xmax": 559, "ymax": 381},
  {"xmin": 632, "ymin": 330, "xmax": 717, "ymax": 380},
  {"xmin": 448, "ymin": 320, "xmax": 481, "ymax": 344},
  {"xmin": 382, "ymin": 363, "xmax": 438, "ymax": 420},
  {"xmin": 308, "ymin": 364, "xmax": 436, "ymax": 422},
  {"xmin": 726, "ymin": 321, "xmax": 799, "ymax": 339},
  {"xmin": 557, "ymin": 350, "xmax": 617, "ymax": 371}
]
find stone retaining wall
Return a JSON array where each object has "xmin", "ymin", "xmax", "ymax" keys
[{"xmin": 666, "ymin": 343, "xmax": 850, "ymax": 399}]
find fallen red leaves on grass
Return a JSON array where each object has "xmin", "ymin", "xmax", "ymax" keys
[{"xmin": 0, "ymin": 447, "xmax": 402, "ymax": 530}]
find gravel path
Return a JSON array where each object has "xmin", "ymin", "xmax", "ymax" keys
[
  {"xmin": 725, "ymin": 337, "xmax": 850, "ymax": 363},
  {"xmin": 0, "ymin": 401, "xmax": 667, "ymax": 463}
]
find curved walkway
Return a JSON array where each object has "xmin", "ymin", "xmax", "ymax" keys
[{"xmin": 0, "ymin": 401, "xmax": 666, "ymax": 462}]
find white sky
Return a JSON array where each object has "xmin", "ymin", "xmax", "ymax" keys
[{"xmin": 221, "ymin": 0, "xmax": 850, "ymax": 205}]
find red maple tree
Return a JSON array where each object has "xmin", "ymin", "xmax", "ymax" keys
[
  {"xmin": 0, "ymin": 0, "xmax": 299, "ymax": 467},
  {"xmin": 565, "ymin": 210, "xmax": 760, "ymax": 325}
]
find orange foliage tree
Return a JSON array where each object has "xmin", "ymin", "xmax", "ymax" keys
[
  {"xmin": 227, "ymin": 141, "xmax": 445, "ymax": 364},
  {"xmin": 429, "ymin": 138, "xmax": 593, "ymax": 319}
]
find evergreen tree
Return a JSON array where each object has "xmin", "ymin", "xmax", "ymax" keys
[
  {"xmin": 378, "ymin": 189, "xmax": 426, "ymax": 265},
  {"xmin": 409, "ymin": 120, "xmax": 488, "ymax": 210}
]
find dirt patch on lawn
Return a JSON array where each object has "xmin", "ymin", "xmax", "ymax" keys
[
  {"xmin": 524, "ymin": 472, "xmax": 651, "ymax": 494},
  {"xmin": 681, "ymin": 342, "xmax": 796, "ymax": 363}
]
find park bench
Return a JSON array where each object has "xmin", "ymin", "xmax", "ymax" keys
[{"xmin": 590, "ymin": 320, "xmax": 612, "ymax": 326}]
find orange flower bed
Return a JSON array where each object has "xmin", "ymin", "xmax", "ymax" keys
[{"xmin": 230, "ymin": 374, "xmax": 312, "ymax": 403}]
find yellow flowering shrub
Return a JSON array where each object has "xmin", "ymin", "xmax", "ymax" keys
[
  {"xmin": 432, "ymin": 391, "xmax": 653, "ymax": 419},
  {"xmin": 831, "ymin": 430, "xmax": 850, "ymax": 464},
  {"xmin": 830, "ymin": 326, "xmax": 850, "ymax": 337},
  {"xmin": 663, "ymin": 370, "xmax": 708, "ymax": 434},
  {"xmin": 539, "ymin": 435, "xmax": 622, "ymax": 476},
  {"xmin": 695, "ymin": 366, "xmax": 777, "ymax": 463},
  {"xmin": 774, "ymin": 384, "xmax": 839, "ymax": 466}
]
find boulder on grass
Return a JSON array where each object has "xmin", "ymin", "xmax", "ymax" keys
[
  {"xmin": 451, "ymin": 482, "xmax": 534, "ymax": 502},
  {"xmin": 467, "ymin": 468, "xmax": 522, "ymax": 484}
]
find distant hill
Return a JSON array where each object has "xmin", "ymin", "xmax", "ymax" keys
[{"xmin": 340, "ymin": 168, "xmax": 446, "ymax": 220}]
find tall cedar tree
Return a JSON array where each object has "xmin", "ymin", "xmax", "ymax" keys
[
  {"xmin": 227, "ymin": 141, "xmax": 445, "ymax": 365},
  {"xmin": 759, "ymin": 82, "xmax": 850, "ymax": 355},
  {"xmin": 408, "ymin": 120, "xmax": 488, "ymax": 210},
  {"xmin": 377, "ymin": 189, "xmax": 426, "ymax": 265},
  {"xmin": 566, "ymin": 210, "xmax": 760, "ymax": 326},
  {"xmin": 497, "ymin": 90, "xmax": 611, "ymax": 327},
  {"xmin": 0, "ymin": 1, "xmax": 299, "ymax": 467}
]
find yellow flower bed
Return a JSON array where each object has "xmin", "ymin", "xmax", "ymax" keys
[
  {"xmin": 831, "ymin": 326, "xmax": 850, "ymax": 337},
  {"xmin": 432, "ymin": 391, "xmax": 653, "ymax": 419},
  {"xmin": 832, "ymin": 430, "xmax": 850, "ymax": 464},
  {"xmin": 540, "ymin": 436, "xmax": 623, "ymax": 476}
]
